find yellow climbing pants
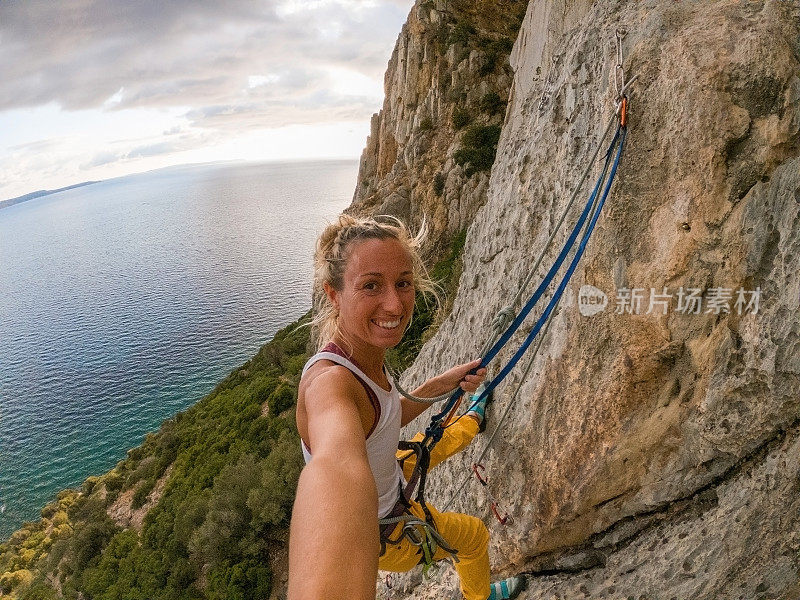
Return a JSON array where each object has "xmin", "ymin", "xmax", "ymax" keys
[{"xmin": 378, "ymin": 416, "xmax": 490, "ymax": 600}]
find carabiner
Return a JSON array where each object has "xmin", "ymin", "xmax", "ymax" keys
[
  {"xmin": 613, "ymin": 26, "xmax": 636, "ymax": 106},
  {"xmin": 491, "ymin": 502, "xmax": 510, "ymax": 525},
  {"xmin": 620, "ymin": 96, "xmax": 628, "ymax": 127},
  {"xmin": 472, "ymin": 463, "xmax": 489, "ymax": 486},
  {"xmin": 615, "ymin": 28, "xmax": 627, "ymax": 64}
]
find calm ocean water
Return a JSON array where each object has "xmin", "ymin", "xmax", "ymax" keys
[{"xmin": 0, "ymin": 159, "xmax": 357, "ymax": 540}]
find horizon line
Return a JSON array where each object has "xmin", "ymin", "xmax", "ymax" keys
[{"xmin": 0, "ymin": 155, "xmax": 360, "ymax": 208}]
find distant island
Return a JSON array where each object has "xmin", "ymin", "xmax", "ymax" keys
[{"xmin": 0, "ymin": 180, "xmax": 99, "ymax": 210}]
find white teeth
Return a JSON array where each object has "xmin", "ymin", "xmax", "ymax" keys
[{"xmin": 375, "ymin": 319, "xmax": 401, "ymax": 329}]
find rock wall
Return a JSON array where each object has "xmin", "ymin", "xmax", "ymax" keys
[
  {"xmin": 389, "ymin": 0, "xmax": 800, "ymax": 598},
  {"xmin": 350, "ymin": 0, "xmax": 527, "ymax": 257}
]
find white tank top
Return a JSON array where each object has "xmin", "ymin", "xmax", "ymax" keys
[{"xmin": 300, "ymin": 342, "xmax": 405, "ymax": 518}]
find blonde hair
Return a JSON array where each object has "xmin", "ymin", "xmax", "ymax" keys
[{"xmin": 309, "ymin": 214, "xmax": 441, "ymax": 352}]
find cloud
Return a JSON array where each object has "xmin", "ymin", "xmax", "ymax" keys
[
  {"xmin": 0, "ymin": 0, "xmax": 413, "ymax": 198},
  {"xmin": 80, "ymin": 150, "xmax": 120, "ymax": 169},
  {"xmin": 0, "ymin": 0, "xmax": 412, "ymax": 126},
  {"xmin": 79, "ymin": 130, "xmax": 217, "ymax": 170}
]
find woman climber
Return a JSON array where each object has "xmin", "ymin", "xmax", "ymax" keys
[{"xmin": 288, "ymin": 214, "xmax": 525, "ymax": 600}]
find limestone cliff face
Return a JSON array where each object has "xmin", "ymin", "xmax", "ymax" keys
[
  {"xmin": 385, "ymin": 0, "xmax": 800, "ymax": 598},
  {"xmin": 350, "ymin": 0, "xmax": 527, "ymax": 256}
]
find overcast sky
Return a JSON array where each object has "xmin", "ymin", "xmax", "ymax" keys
[{"xmin": 0, "ymin": 0, "xmax": 414, "ymax": 200}]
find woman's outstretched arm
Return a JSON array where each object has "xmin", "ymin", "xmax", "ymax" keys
[{"xmin": 289, "ymin": 370, "xmax": 379, "ymax": 600}]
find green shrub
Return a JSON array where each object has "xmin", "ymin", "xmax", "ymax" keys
[
  {"xmin": 249, "ymin": 432, "xmax": 303, "ymax": 535},
  {"xmin": 68, "ymin": 518, "xmax": 118, "ymax": 572},
  {"xmin": 103, "ymin": 472, "xmax": 124, "ymax": 493},
  {"xmin": 207, "ymin": 559, "xmax": 271, "ymax": 600},
  {"xmin": 454, "ymin": 125, "xmax": 502, "ymax": 176},
  {"xmin": 476, "ymin": 37, "xmax": 514, "ymax": 77},
  {"xmin": 479, "ymin": 52, "xmax": 498, "ymax": 76},
  {"xmin": 127, "ymin": 445, "xmax": 146, "ymax": 462},
  {"xmin": 268, "ymin": 384, "xmax": 295, "ymax": 416},
  {"xmin": 452, "ymin": 107, "xmax": 470, "ymax": 129},
  {"xmin": 284, "ymin": 353, "xmax": 308, "ymax": 378},
  {"xmin": 66, "ymin": 493, "xmax": 106, "ymax": 524},
  {"xmin": 248, "ymin": 375, "xmax": 279, "ymax": 405},
  {"xmin": 495, "ymin": 37, "xmax": 514, "ymax": 53},
  {"xmin": 477, "ymin": 35, "xmax": 513, "ymax": 54},
  {"xmin": 80, "ymin": 476, "xmax": 99, "ymax": 496},
  {"xmin": 132, "ymin": 477, "xmax": 157, "ymax": 509},
  {"xmin": 39, "ymin": 504, "xmax": 58, "ymax": 520},
  {"xmin": 462, "ymin": 124, "xmax": 501, "ymax": 149},
  {"xmin": 479, "ymin": 92, "xmax": 505, "ymax": 116},
  {"xmin": 126, "ymin": 456, "xmax": 155, "ymax": 488},
  {"xmin": 418, "ymin": 117, "xmax": 433, "ymax": 132},
  {"xmin": 448, "ymin": 22, "xmax": 475, "ymax": 46},
  {"xmin": 18, "ymin": 580, "xmax": 58, "ymax": 600}
]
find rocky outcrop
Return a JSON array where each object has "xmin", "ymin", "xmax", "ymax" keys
[
  {"xmin": 389, "ymin": 0, "xmax": 800, "ymax": 598},
  {"xmin": 106, "ymin": 463, "xmax": 174, "ymax": 531},
  {"xmin": 350, "ymin": 0, "xmax": 527, "ymax": 257}
]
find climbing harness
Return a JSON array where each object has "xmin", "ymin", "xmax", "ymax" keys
[
  {"xmin": 379, "ymin": 27, "xmax": 636, "ymax": 564},
  {"xmin": 378, "ymin": 441, "xmax": 459, "ymax": 574},
  {"xmin": 380, "ymin": 511, "xmax": 459, "ymax": 576}
]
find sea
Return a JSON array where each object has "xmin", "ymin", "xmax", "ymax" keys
[{"xmin": 0, "ymin": 159, "xmax": 357, "ymax": 541}]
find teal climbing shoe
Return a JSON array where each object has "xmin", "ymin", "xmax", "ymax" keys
[
  {"xmin": 488, "ymin": 575, "xmax": 526, "ymax": 600},
  {"xmin": 466, "ymin": 383, "xmax": 494, "ymax": 433}
]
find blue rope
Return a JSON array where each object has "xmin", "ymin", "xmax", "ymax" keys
[
  {"xmin": 446, "ymin": 127, "xmax": 619, "ymax": 430},
  {"xmin": 471, "ymin": 125, "xmax": 626, "ymax": 406},
  {"xmin": 425, "ymin": 124, "xmax": 626, "ymax": 439}
]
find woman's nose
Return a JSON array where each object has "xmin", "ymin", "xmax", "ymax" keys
[{"xmin": 382, "ymin": 287, "xmax": 404, "ymax": 313}]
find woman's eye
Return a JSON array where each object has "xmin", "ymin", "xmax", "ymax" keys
[
  {"xmin": 398, "ymin": 280, "xmax": 413, "ymax": 289},
  {"xmin": 364, "ymin": 282, "xmax": 379, "ymax": 291}
]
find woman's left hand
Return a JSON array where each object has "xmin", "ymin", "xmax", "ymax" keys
[
  {"xmin": 403, "ymin": 359, "xmax": 489, "ymax": 425},
  {"xmin": 434, "ymin": 359, "xmax": 487, "ymax": 395}
]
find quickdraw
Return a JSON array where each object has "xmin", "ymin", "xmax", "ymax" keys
[{"xmin": 472, "ymin": 463, "xmax": 511, "ymax": 525}]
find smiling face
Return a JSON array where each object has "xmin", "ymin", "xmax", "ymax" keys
[{"xmin": 324, "ymin": 237, "xmax": 416, "ymax": 356}]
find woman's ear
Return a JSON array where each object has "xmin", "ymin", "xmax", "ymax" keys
[{"xmin": 323, "ymin": 281, "xmax": 339, "ymax": 311}]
